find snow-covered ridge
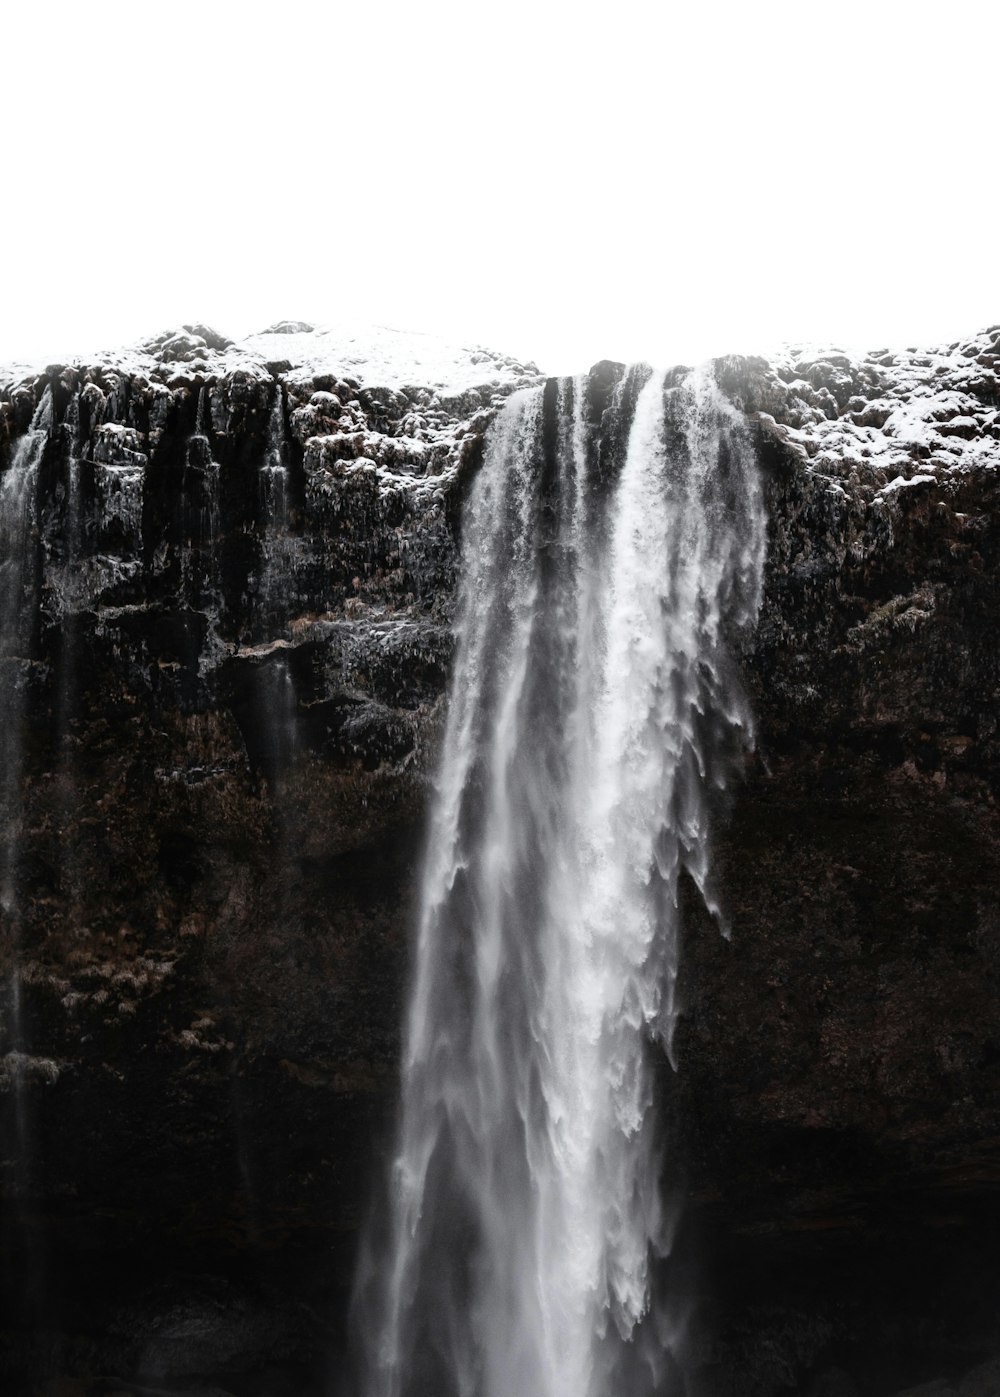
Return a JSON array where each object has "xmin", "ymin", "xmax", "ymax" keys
[
  {"xmin": 742, "ymin": 325, "xmax": 1000, "ymax": 499},
  {"xmin": 0, "ymin": 324, "xmax": 548, "ymax": 684},
  {"xmin": 4, "ymin": 321, "xmax": 1000, "ymax": 503},
  {"xmin": 0, "ymin": 321, "xmax": 540, "ymax": 400},
  {"xmin": 0, "ymin": 322, "xmax": 545, "ymax": 497}
]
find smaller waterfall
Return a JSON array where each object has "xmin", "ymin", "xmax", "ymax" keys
[
  {"xmin": 257, "ymin": 385, "xmax": 294, "ymax": 637},
  {"xmin": 182, "ymin": 386, "xmax": 222, "ymax": 612},
  {"xmin": 261, "ymin": 385, "xmax": 290, "ymax": 532},
  {"xmin": 0, "ymin": 388, "xmax": 52, "ymax": 908},
  {"xmin": 194, "ymin": 381, "xmax": 208, "ymax": 438},
  {"xmin": 354, "ymin": 364, "xmax": 766, "ymax": 1397},
  {"xmin": 0, "ymin": 387, "xmax": 54, "ymax": 1318},
  {"xmin": 192, "ymin": 397, "xmax": 221, "ymax": 554}
]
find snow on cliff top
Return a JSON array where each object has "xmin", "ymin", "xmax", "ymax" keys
[
  {"xmin": 242, "ymin": 323, "xmax": 540, "ymax": 394},
  {"xmin": 748, "ymin": 325, "xmax": 1000, "ymax": 497},
  {"xmin": 0, "ymin": 321, "xmax": 547, "ymax": 501},
  {"xmin": 0, "ymin": 321, "xmax": 542, "ymax": 397},
  {"xmin": 4, "ymin": 320, "xmax": 999, "ymax": 501}
]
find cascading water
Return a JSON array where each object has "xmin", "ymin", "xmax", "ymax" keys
[
  {"xmin": 0, "ymin": 387, "xmax": 53, "ymax": 1312},
  {"xmin": 0, "ymin": 390, "xmax": 51, "ymax": 908},
  {"xmin": 258, "ymin": 385, "xmax": 293, "ymax": 630},
  {"xmin": 183, "ymin": 385, "xmax": 221, "ymax": 601},
  {"xmin": 262, "ymin": 385, "xmax": 290, "ymax": 532},
  {"xmin": 353, "ymin": 364, "xmax": 766, "ymax": 1397}
]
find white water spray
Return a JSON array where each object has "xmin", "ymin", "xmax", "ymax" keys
[{"xmin": 354, "ymin": 364, "xmax": 765, "ymax": 1397}]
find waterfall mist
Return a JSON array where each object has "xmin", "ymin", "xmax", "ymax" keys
[{"xmin": 352, "ymin": 364, "xmax": 766, "ymax": 1397}]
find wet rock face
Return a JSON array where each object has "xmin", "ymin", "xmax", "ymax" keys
[
  {"xmin": 677, "ymin": 333, "xmax": 1000, "ymax": 1396},
  {"xmin": 0, "ymin": 328, "xmax": 998, "ymax": 1394},
  {"xmin": 0, "ymin": 331, "xmax": 541, "ymax": 1393}
]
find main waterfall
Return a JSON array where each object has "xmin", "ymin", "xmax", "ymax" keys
[{"xmin": 354, "ymin": 361, "xmax": 766, "ymax": 1397}]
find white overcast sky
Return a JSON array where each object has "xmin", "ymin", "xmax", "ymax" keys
[{"xmin": 2, "ymin": 0, "xmax": 997, "ymax": 375}]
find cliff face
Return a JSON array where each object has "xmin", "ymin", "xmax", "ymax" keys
[
  {"xmin": 679, "ymin": 335, "xmax": 1000, "ymax": 1395},
  {"xmin": 0, "ymin": 324, "xmax": 998, "ymax": 1396},
  {"xmin": 0, "ymin": 325, "xmax": 543, "ymax": 1393}
]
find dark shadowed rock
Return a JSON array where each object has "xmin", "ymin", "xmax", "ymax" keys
[
  {"xmin": 958, "ymin": 1357, "xmax": 1000, "ymax": 1397},
  {"xmin": 803, "ymin": 1369, "xmax": 861, "ymax": 1397}
]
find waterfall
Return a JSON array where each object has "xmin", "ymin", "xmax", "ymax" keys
[
  {"xmin": 183, "ymin": 386, "xmax": 221, "ymax": 601},
  {"xmin": 0, "ymin": 388, "xmax": 52, "ymax": 911},
  {"xmin": 194, "ymin": 382, "xmax": 208, "ymax": 438},
  {"xmin": 258, "ymin": 384, "xmax": 292, "ymax": 632},
  {"xmin": 262, "ymin": 383, "xmax": 290, "ymax": 533},
  {"xmin": 353, "ymin": 364, "xmax": 766, "ymax": 1397},
  {"xmin": 0, "ymin": 386, "xmax": 53, "ymax": 1314}
]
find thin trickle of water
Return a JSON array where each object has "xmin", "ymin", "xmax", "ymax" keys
[
  {"xmin": 353, "ymin": 365, "xmax": 766, "ymax": 1397},
  {"xmin": 262, "ymin": 384, "xmax": 289, "ymax": 532},
  {"xmin": 194, "ymin": 383, "xmax": 208, "ymax": 439},
  {"xmin": 183, "ymin": 387, "xmax": 221, "ymax": 599},
  {"xmin": 258, "ymin": 385, "xmax": 292, "ymax": 632},
  {"xmin": 0, "ymin": 387, "xmax": 54, "ymax": 1315},
  {"xmin": 0, "ymin": 388, "xmax": 52, "ymax": 910}
]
